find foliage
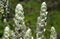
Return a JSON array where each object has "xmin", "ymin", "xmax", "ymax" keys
[{"xmin": 0, "ymin": 0, "xmax": 60, "ymax": 39}]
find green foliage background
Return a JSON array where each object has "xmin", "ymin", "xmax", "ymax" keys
[{"xmin": 0, "ymin": 0, "xmax": 60, "ymax": 39}]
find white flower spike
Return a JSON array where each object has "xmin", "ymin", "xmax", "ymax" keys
[
  {"xmin": 50, "ymin": 26, "xmax": 57, "ymax": 39},
  {"xmin": 36, "ymin": 2, "xmax": 48, "ymax": 39},
  {"xmin": 14, "ymin": 3, "xmax": 26, "ymax": 39}
]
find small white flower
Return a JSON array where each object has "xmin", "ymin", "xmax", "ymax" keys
[
  {"xmin": 41, "ymin": 2, "xmax": 47, "ymax": 12},
  {"xmin": 24, "ymin": 28, "xmax": 33, "ymax": 39},
  {"xmin": 4, "ymin": 19, "xmax": 7, "ymax": 23},
  {"xmin": 5, "ymin": 26, "xmax": 10, "ymax": 32},
  {"xmin": 15, "ymin": 4, "xmax": 23, "ymax": 13}
]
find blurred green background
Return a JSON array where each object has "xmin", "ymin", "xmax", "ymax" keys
[{"xmin": 0, "ymin": 0, "xmax": 60, "ymax": 39}]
